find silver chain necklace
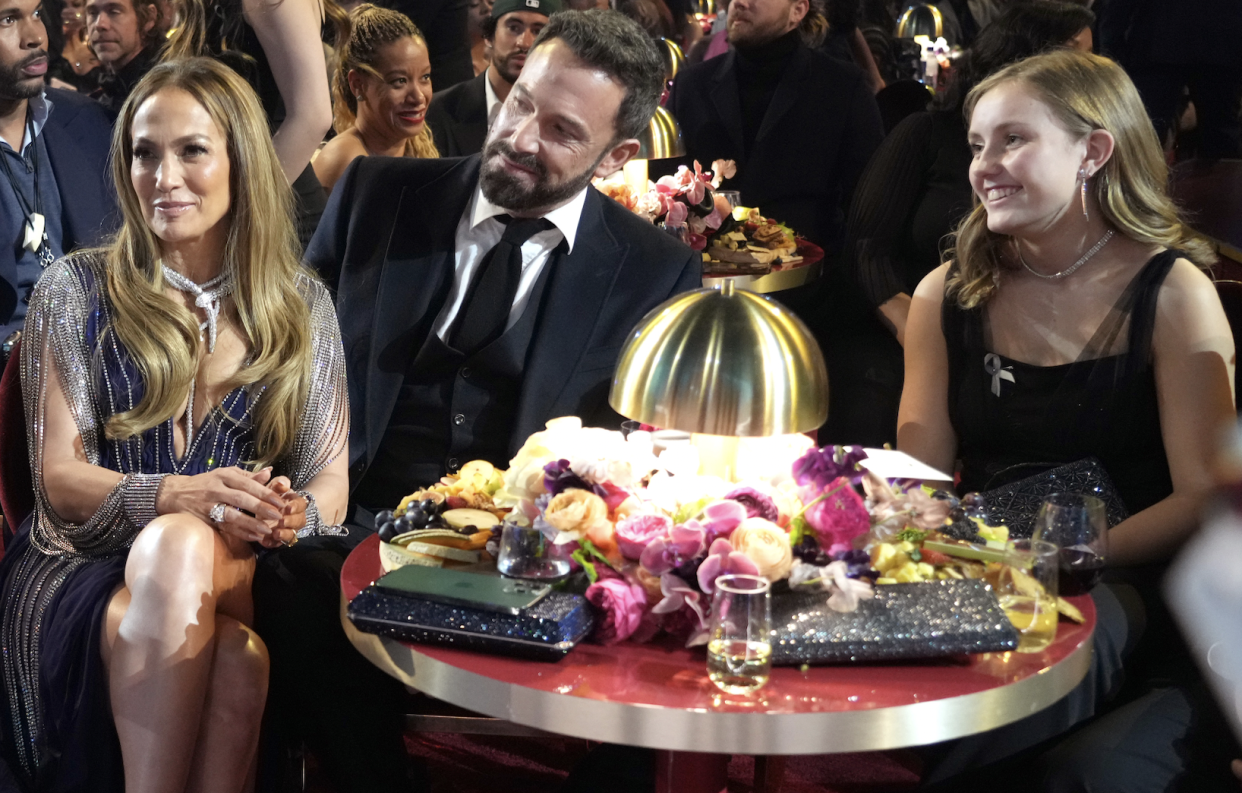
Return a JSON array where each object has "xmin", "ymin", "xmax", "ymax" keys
[
  {"xmin": 1017, "ymin": 229, "xmax": 1115, "ymax": 281},
  {"xmin": 161, "ymin": 263, "xmax": 234, "ymax": 353}
]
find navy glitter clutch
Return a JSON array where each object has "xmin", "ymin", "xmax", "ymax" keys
[
  {"xmin": 347, "ymin": 586, "xmax": 595, "ymax": 662},
  {"xmin": 979, "ymin": 457, "xmax": 1129, "ymax": 539},
  {"xmin": 770, "ymin": 579, "xmax": 1019, "ymax": 664}
]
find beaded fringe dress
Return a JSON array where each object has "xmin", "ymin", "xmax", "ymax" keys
[{"xmin": 0, "ymin": 253, "xmax": 348, "ymax": 790}]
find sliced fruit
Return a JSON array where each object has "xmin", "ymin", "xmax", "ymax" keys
[{"xmin": 442, "ymin": 508, "xmax": 501, "ymax": 530}]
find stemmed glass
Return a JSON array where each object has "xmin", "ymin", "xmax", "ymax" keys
[{"xmin": 1032, "ymin": 492, "xmax": 1108, "ymax": 596}]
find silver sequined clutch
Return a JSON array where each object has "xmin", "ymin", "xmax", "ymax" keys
[{"xmin": 770, "ymin": 579, "xmax": 1019, "ymax": 664}]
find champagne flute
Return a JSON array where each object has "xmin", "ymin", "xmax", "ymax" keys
[
  {"xmin": 707, "ymin": 574, "xmax": 772, "ymax": 694},
  {"xmin": 1033, "ymin": 492, "xmax": 1108, "ymax": 595}
]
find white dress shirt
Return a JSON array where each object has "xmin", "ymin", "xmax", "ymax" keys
[
  {"xmin": 484, "ymin": 67, "xmax": 503, "ymax": 128},
  {"xmin": 433, "ymin": 185, "xmax": 589, "ymax": 341}
]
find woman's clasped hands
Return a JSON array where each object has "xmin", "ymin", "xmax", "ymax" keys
[{"xmin": 155, "ymin": 466, "xmax": 309, "ymax": 547}]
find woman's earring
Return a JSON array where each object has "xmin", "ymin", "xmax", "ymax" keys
[
  {"xmin": 1079, "ymin": 167, "xmax": 1090, "ymax": 221},
  {"xmin": 356, "ymin": 94, "xmax": 364, "ymax": 102}
]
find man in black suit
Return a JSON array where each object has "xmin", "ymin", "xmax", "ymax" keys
[
  {"xmin": 664, "ymin": 0, "xmax": 883, "ymax": 256},
  {"xmin": 0, "ymin": 0, "xmax": 115, "ymax": 344},
  {"xmin": 254, "ymin": 11, "xmax": 699, "ymax": 793},
  {"xmin": 426, "ymin": 0, "xmax": 560, "ymax": 156}
]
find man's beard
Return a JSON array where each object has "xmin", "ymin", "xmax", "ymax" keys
[
  {"xmin": 479, "ymin": 139, "xmax": 605, "ymax": 214},
  {"xmin": 0, "ymin": 51, "xmax": 47, "ymax": 100},
  {"xmin": 492, "ymin": 50, "xmax": 526, "ymax": 86}
]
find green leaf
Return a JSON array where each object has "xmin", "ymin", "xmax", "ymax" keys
[
  {"xmin": 789, "ymin": 514, "xmax": 808, "ymax": 547},
  {"xmin": 571, "ymin": 549, "xmax": 599, "ymax": 583},
  {"xmin": 674, "ymin": 497, "xmax": 713, "ymax": 525}
]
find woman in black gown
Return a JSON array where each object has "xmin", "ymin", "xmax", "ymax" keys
[{"xmin": 900, "ymin": 49, "xmax": 1234, "ymax": 789}]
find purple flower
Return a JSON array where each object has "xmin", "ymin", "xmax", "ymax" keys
[
  {"xmin": 702, "ymin": 499, "xmax": 747, "ymax": 542},
  {"xmin": 724, "ymin": 487, "xmax": 779, "ymax": 522},
  {"xmin": 652, "ymin": 573, "xmax": 708, "ymax": 645},
  {"xmin": 793, "ymin": 446, "xmax": 869, "ymax": 490},
  {"xmin": 696, "ymin": 537, "xmax": 761, "ymax": 594},
  {"xmin": 639, "ymin": 521, "xmax": 707, "ymax": 575},
  {"xmin": 615, "ymin": 513, "xmax": 673, "ymax": 561},
  {"xmin": 544, "ymin": 459, "xmax": 597, "ymax": 497},
  {"xmin": 585, "ymin": 575, "xmax": 648, "ymax": 645},
  {"xmin": 833, "ymin": 548, "xmax": 879, "ymax": 582}
]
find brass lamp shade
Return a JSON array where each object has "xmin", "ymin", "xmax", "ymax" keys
[
  {"xmin": 609, "ymin": 282, "xmax": 828, "ymax": 437},
  {"xmin": 637, "ymin": 105, "xmax": 686, "ymax": 160}
]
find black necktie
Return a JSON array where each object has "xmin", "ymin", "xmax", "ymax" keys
[{"xmin": 450, "ymin": 214, "xmax": 554, "ymax": 355}]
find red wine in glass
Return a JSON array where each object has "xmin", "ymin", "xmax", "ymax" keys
[{"xmin": 1058, "ymin": 547, "xmax": 1104, "ymax": 595}]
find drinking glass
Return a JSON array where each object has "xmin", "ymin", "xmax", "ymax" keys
[
  {"xmin": 997, "ymin": 539, "xmax": 1059, "ymax": 653},
  {"xmin": 1032, "ymin": 492, "xmax": 1108, "ymax": 595},
  {"xmin": 706, "ymin": 574, "xmax": 772, "ymax": 694},
  {"xmin": 717, "ymin": 190, "xmax": 741, "ymax": 210},
  {"xmin": 496, "ymin": 520, "xmax": 571, "ymax": 580}
]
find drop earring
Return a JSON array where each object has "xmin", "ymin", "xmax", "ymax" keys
[{"xmin": 1079, "ymin": 167, "xmax": 1090, "ymax": 221}]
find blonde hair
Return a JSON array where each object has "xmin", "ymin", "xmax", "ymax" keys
[
  {"xmin": 102, "ymin": 57, "xmax": 316, "ymax": 469},
  {"xmin": 948, "ymin": 49, "xmax": 1213, "ymax": 308},
  {"xmin": 333, "ymin": 4, "xmax": 439, "ymax": 159}
]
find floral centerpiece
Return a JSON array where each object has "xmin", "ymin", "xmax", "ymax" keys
[
  {"xmin": 386, "ymin": 418, "xmax": 1018, "ymax": 647},
  {"xmin": 597, "ymin": 160, "xmax": 737, "ymax": 252}
]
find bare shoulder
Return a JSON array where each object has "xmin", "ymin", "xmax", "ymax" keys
[
  {"xmin": 913, "ymin": 262, "xmax": 952, "ymax": 301},
  {"xmin": 1154, "ymin": 255, "xmax": 1233, "ymax": 350},
  {"xmin": 312, "ymin": 134, "xmax": 367, "ymax": 193}
]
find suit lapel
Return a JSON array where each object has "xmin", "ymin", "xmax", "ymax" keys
[
  {"xmin": 755, "ymin": 47, "xmax": 811, "ymax": 143},
  {"xmin": 453, "ymin": 74, "xmax": 490, "ymax": 155},
  {"xmin": 514, "ymin": 188, "xmax": 626, "ymax": 448},
  {"xmin": 364, "ymin": 157, "xmax": 479, "ymax": 462},
  {"xmin": 709, "ymin": 52, "xmax": 746, "ymax": 155}
]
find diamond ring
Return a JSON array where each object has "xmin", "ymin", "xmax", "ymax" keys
[{"xmin": 209, "ymin": 502, "xmax": 228, "ymax": 525}]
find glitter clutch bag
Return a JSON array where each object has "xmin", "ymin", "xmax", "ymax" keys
[
  {"xmin": 978, "ymin": 457, "xmax": 1129, "ymax": 539},
  {"xmin": 770, "ymin": 579, "xmax": 1018, "ymax": 665},
  {"xmin": 347, "ymin": 585, "xmax": 595, "ymax": 662}
]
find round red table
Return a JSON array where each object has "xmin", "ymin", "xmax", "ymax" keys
[{"xmin": 341, "ymin": 533, "xmax": 1095, "ymax": 793}]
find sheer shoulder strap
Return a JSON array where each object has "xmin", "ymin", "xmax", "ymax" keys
[
  {"xmin": 22, "ymin": 252, "xmax": 143, "ymax": 556},
  {"xmin": 1075, "ymin": 249, "xmax": 1178, "ymax": 373},
  {"xmin": 277, "ymin": 272, "xmax": 349, "ymax": 489}
]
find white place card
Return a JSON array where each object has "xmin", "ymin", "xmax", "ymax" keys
[{"xmin": 859, "ymin": 449, "xmax": 953, "ymax": 482}]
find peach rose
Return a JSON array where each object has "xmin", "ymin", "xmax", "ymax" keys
[
  {"xmin": 729, "ymin": 518, "xmax": 793, "ymax": 582},
  {"xmin": 544, "ymin": 488, "xmax": 611, "ymax": 542}
]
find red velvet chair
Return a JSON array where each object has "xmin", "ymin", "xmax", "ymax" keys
[{"xmin": 0, "ymin": 339, "xmax": 33, "ymax": 554}]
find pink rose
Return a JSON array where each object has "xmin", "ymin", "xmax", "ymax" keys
[
  {"xmin": 804, "ymin": 476, "xmax": 871, "ymax": 554},
  {"xmin": 585, "ymin": 575, "xmax": 648, "ymax": 645},
  {"xmin": 615, "ymin": 513, "xmax": 673, "ymax": 561}
]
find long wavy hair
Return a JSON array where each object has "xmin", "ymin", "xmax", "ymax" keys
[
  {"xmin": 102, "ymin": 57, "xmax": 316, "ymax": 469},
  {"xmin": 165, "ymin": 0, "xmax": 350, "ymax": 60},
  {"xmin": 947, "ymin": 49, "xmax": 1213, "ymax": 308},
  {"xmin": 333, "ymin": 4, "xmax": 438, "ymax": 159}
]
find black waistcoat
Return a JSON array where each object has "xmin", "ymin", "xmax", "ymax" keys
[{"xmin": 352, "ymin": 255, "xmax": 557, "ymax": 511}]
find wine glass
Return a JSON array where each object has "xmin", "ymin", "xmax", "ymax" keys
[
  {"xmin": 1032, "ymin": 492, "xmax": 1108, "ymax": 596},
  {"xmin": 997, "ymin": 539, "xmax": 1059, "ymax": 653},
  {"xmin": 706, "ymin": 574, "xmax": 772, "ymax": 694}
]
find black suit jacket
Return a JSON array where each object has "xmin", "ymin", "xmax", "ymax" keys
[
  {"xmin": 0, "ymin": 88, "xmax": 116, "ymax": 324},
  {"xmin": 306, "ymin": 155, "xmax": 702, "ymax": 491},
  {"xmin": 665, "ymin": 45, "xmax": 884, "ymax": 254},
  {"xmin": 427, "ymin": 72, "xmax": 489, "ymax": 157}
]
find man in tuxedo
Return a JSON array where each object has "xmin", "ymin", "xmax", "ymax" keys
[
  {"xmin": 0, "ymin": 0, "xmax": 114, "ymax": 345},
  {"xmin": 254, "ymin": 10, "xmax": 700, "ymax": 793},
  {"xmin": 426, "ymin": 0, "xmax": 560, "ymax": 156},
  {"xmin": 664, "ymin": 0, "xmax": 883, "ymax": 256}
]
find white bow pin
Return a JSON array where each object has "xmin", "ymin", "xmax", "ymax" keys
[{"xmin": 984, "ymin": 353, "xmax": 1015, "ymax": 397}]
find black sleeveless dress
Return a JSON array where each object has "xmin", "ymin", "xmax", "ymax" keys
[{"xmin": 944, "ymin": 250, "xmax": 1177, "ymax": 515}]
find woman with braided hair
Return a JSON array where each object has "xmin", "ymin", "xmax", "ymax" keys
[{"xmin": 314, "ymin": 4, "xmax": 438, "ymax": 193}]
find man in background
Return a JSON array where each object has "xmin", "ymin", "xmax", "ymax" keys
[
  {"xmin": 0, "ymin": 0, "xmax": 114, "ymax": 344},
  {"xmin": 426, "ymin": 0, "xmax": 559, "ymax": 156},
  {"xmin": 85, "ymin": 0, "xmax": 160, "ymax": 113}
]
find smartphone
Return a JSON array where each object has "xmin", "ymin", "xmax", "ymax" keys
[{"xmin": 374, "ymin": 565, "xmax": 551, "ymax": 615}]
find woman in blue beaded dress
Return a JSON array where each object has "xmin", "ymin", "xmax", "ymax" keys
[{"xmin": 0, "ymin": 57, "xmax": 349, "ymax": 792}]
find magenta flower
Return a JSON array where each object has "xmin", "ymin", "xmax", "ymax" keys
[
  {"xmin": 585, "ymin": 575, "xmax": 648, "ymax": 645},
  {"xmin": 804, "ymin": 476, "xmax": 871, "ymax": 554},
  {"xmin": 725, "ymin": 487, "xmax": 780, "ymax": 522},
  {"xmin": 615, "ymin": 513, "xmax": 673, "ymax": 561},
  {"xmin": 639, "ymin": 520, "xmax": 707, "ymax": 575},
  {"xmin": 651, "ymin": 572, "xmax": 707, "ymax": 639},
  {"xmin": 696, "ymin": 538, "xmax": 761, "ymax": 594},
  {"xmin": 702, "ymin": 499, "xmax": 747, "ymax": 542}
]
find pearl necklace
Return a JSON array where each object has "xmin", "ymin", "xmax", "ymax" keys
[
  {"xmin": 161, "ymin": 264, "xmax": 234, "ymax": 353},
  {"xmin": 1017, "ymin": 230, "xmax": 1115, "ymax": 281}
]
